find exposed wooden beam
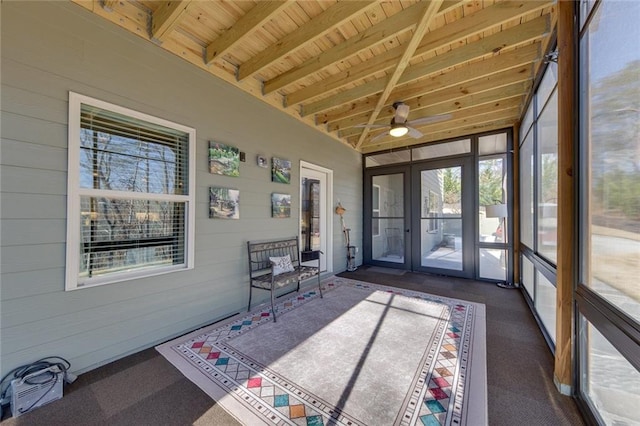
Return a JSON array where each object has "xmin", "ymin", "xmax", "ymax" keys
[
  {"xmin": 339, "ymin": 92, "xmax": 525, "ymax": 137},
  {"xmin": 205, "ymin": 1, "xmax": 293, "ymax": 65},
  {"xmin": 394, "ymin": 15, "xmax": 549, "ymax": 88},
  {"xmin": 328, "ymin": 81, "xmax": 529, "ymax": 132},
  {"xmin": 304, "ymin": 42, "xmax": 540, "ymax": 117},
  {"xmin": 358, "ymin": 107, "xmax": 520, "ymax": 150},
  {"xmin": 555, "ymin": 0, "xmax": 576, "ymax": 396},
  {"xmin": 320, "ymin": 64, "xmax": 533, "ymax": 124},
  {"xmin": 151, "ymin": 0, "xmax": 193, "ymax": 42},
  {"xmin": 236, "ymin": 1, "xmax": 375, "ymax": 81},
  {"xmin": 360, "ymin": 120, "xmax": 516, "ymax": 154},
  {"xmin": 102, "ymin": 0, "xmax": 118, "ymax": 12},
  {"xmin": 286, "ymin": 2, "xmax": 550, "ymax": 106},
  {"xmin": 355, "ymin": 0, "xmax": 444, "ymax": 149},
  {"xmin": 264, "ymin": 0, "xmax": 466, "ymax": 95},
  {"xmin": 341, "ymin": 97, "xmax": 522, "ymax": 139}
]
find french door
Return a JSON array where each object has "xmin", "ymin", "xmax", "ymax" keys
[
  {"xmin": 411, "ymin": 157, "xmax": 474, "ymax": 278},
  {"xmin": 365, "ymin": 167, "xmax": 411, "ymax": 269},
  {"xmin": 364, "ymin": 157, "xmax": 473, "ymax": 277}
]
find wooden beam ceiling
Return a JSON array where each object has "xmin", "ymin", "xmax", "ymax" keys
[
  {"xmin": 73, "ymin": 0, "xmax": 556, "ymax": 154},
  {"xmin": 205, "ymin": 1, "xmax": 293, "ymax": 65},
  {"xmin": 151, "ymin": 0, "xmax": 194, "ymax": 42},
  {"xmin": 354, "ymin": 0, "xmax": 444, "ymax": 149},
  {"xmin": 236, "ymin": 1, "xmax": 376, "ymax": 81}
]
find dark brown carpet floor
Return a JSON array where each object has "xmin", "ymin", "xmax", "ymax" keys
[{"xmin": 1, "ymin": 267, "xmax": 585, "ymax": 425}]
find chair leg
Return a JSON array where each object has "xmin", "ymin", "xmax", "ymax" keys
[
  {"xmin": 271, "ymin": 286, "xmax": 277, "ymax": 322},
  {"xmin": 248, "ymin": 285, "xmax": 253, "ymax": 312},
  {"xmin": 317, "ymin": 272, "xmax": 323, "ymax": 298}
]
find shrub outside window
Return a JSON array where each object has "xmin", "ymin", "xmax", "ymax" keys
[{"xmin": 66, "ymin": 92, "xmax": 195, "ymax": 290}]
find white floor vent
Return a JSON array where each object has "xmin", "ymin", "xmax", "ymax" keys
[{"xmin": 10, "ymin": 366, "xmax": 63, "ymax": 417}]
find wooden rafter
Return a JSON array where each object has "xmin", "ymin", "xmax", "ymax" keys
[
  {"xmin": 205, "ymin": 1, "xmax": 293, "ymax": 65},
  {"xmin": 360, "ymin": 119, "xmax": 517, "ymax": 154},
  {"xmin": 236, "ymin": 1, "xmax": 376, "ymax": 81},
  {"xmin": 319, "ymin": 63, "xmax": 533, "ymax": 125},
  {"xmin": 76, "ymin": 0, "xmax": 558, "ymax": 153},
  {"xmin": 305, "ymin": 42, "xmax": 540, "ymax": 117},
  {"xmin": 343, "ymin": 98, "xmax": 523, "ymax": 139},
  {"xmin": 101, "ymin": 0, "xmax": 118, "ymax": 12},
  {"xmin": 151, "ymin": 0, "xmax": 193, "ymax": 42},
  {"xmin": 356, "ymin": 107, "xmax": 520, "ymax": 149},
  {"xmin": 264, "ymin": 0, "xmax": 466, "ymax": 95},
  {"xmin": 330, "ymin": 82, "xmax": 529, "ymax": 133},
  {"xmin": 354, "ymin": 0, "xmax": 444, "ymax": 149},
  {"xmin": 288, "ymin": 1, "xmax": 550, "ymax": 107}
]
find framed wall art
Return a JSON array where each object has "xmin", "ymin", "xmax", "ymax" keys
[
  {"xmin": 271, "ymin": 157, "xmax": 291, "ymax": 184},
  {"xmin": 209, "ymin": 141, "xmax": 240, "ymax": 177},
  {"xmin": 271, "ymin": 193, "xmax": 291, "ymax": 218},
  {"xmin": 209, "ymin": 187, "xmax": 239, "ymax": 219}
]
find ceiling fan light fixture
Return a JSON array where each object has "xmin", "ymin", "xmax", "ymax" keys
[{"xmin": 389, "ymin": 123, "xmax": 409, "ymax": 137}]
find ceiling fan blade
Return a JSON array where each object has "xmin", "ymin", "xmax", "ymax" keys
[
  {"xmin": 369, "ymin": 130, "xmax": 391, "ymax": 144},
  {"xmin": 407, "ymin": 113, "xmax": 452, "ymax": 127},
  {"xmin": 394, "ymin": 102, "xmax": 410, "ymax": 123},
  {"xmin": 407, "ymin": 126, "xmax": 423, "ymax": 139},
  {"xmin": 353, "ymin": 124, "xmax": 388, "ymax": 128}
]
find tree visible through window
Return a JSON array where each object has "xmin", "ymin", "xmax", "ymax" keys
[{"xmin": 66, "ymin": 93, "xmax": 195, "ymax": 290}]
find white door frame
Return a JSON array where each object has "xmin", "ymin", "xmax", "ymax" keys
[{"xmin": 300, "ymin": 161, "xmax": 333, "ymax": 273}]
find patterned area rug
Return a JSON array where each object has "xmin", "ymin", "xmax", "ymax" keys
[{"xmin": 157, "ymin": 277, "xmax": 486, "ymax": 425}]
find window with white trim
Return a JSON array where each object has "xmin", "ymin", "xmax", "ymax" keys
[{"xmin": 66, "ymin": 92, "xmax": 195, "ymax": 290}]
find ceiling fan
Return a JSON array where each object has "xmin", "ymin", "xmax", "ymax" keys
[{"xmin": 355, "ymin": 101, "xmax": 451, "ymax": 143}]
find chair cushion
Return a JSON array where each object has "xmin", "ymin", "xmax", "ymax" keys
[{"xmin": 269, "ymin": 255, "xmax": 295, "ymax": 276}]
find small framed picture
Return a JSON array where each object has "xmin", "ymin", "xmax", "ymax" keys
[
  {"xmin": 209, "ymin": 141, "xmax": 240, "ymax": 177},
  {"xmin": 209, "ymin": 187, "xmax": 240, "ymax": 219},
  {"xmin": 272, "ymin": 157, "xmax": 291, "ymax": 184},
  {"xmin": 257, "ymin": 155, "xmax": 268, "ymax": 168},
  {"xmin": 271, "ymin": 193, "xmax": 291, "ymax": 218}
]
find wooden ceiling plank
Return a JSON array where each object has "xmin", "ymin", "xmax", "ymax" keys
[
  {"xmin": 340, "ymin": 96, "xmax": 522, "ymax": 138},
  {"xmin": 360, "ymin": 119, "xmax": 515, "ymax": 153},
  {"xmin": 205, "ymin": 1, "xmax": 293, "ymax": 65},
  {"xmin": 102, "ymin": 0, "xmax": 118, "ymax": 12},
  {"xmin": 328, "ymin": 81, "xmax": 527, "ymax": 132},
  {"xmin": 264, "ymin": 1, "xmax": 467, "ymax": 95},
  {"xmin": 354, "ymin": 0, "xmax": 445, "ymax": 149},
  {"xmin": 359, "ymin": 107, "xmax": 520, "ymax": 148},
  {"xmin": 236, "ymin": 1, "xmax": 376, "ymax": 81},
  {"xmin": 321, "ymin": 63, "xmax": 533, "ymax": 124},
  {"xmin": 304, "ymin": 41, "xmax": 540, "ymax": 117},
  {"xmin": 389, "ymin": 42, "xmax": 539, "ymax": 101},
  {"xmin": 396, "ymin": 14, "xmax": 549, "ymax": 86},
  {"xmin": 287, "ymin": 0, "xmax": 547, "ymax": 106},
  {"xmin": 151, "ymin": 0, "xmax": 193, "ymax": 42},
  {"xmin": 412, "ymin": 1, "xmax": 550, "ymax": 59}
]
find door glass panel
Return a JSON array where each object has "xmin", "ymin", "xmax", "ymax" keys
[
  {"xmin": 372, "ymin": 174, "xmax": 404, "ymax": 263},
  {"xmin": 580, "ymin": 316, "xmax": 640, "ymax": 425},
  {"xmin": 420, "ymin": 167, "xmax": 463, "ymax": 270},
  {"xmin": 479, "ymin": 248, "xmax": 507, "ymax": 281},
  {"xmin": 479, "ymin": 157, "xmax": 507, "ymax": 243},
  {"xmin": 301, "ymin": 178, "xmax": 320, "ymax": 252}
]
